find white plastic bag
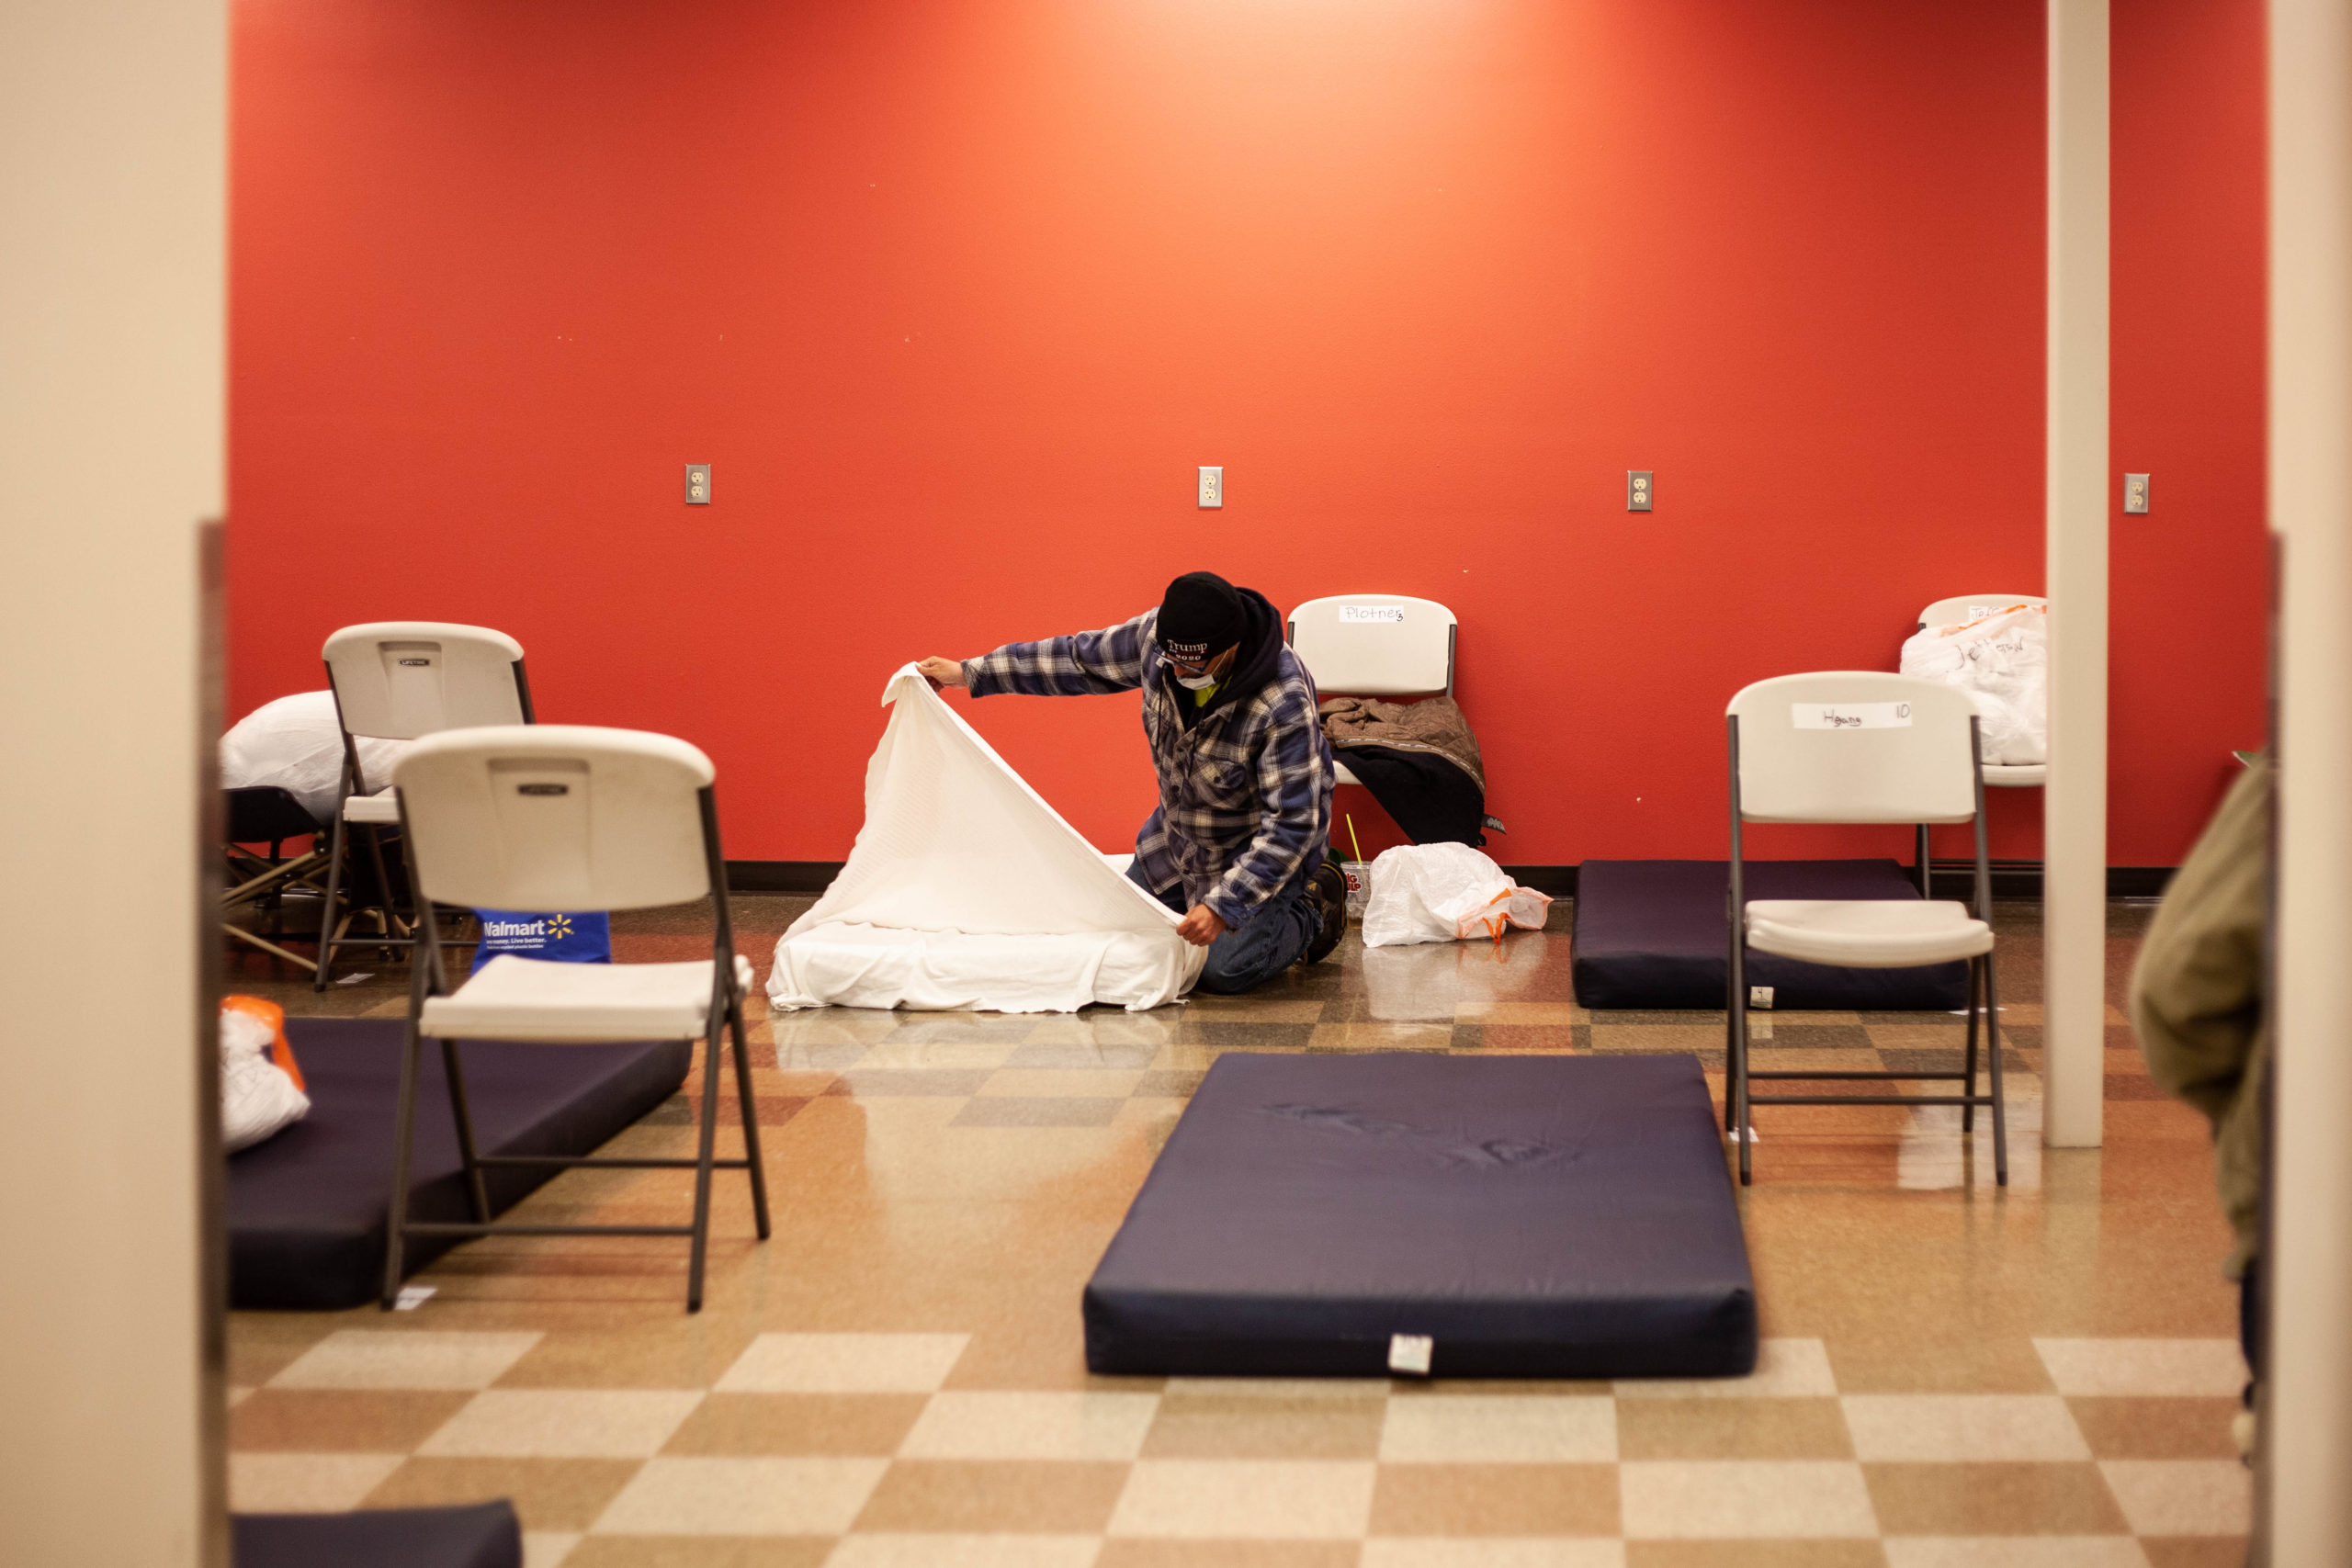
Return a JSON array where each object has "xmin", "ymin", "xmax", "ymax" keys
[
  {"xmin": 220, "ymin": 690, "xmax": 410, "ymax": 824},
  {"xmin": 220, "ymin": 1005, "xmax": 310, "ymax": 1153},
  {"xmin": 1360, "ymin": 842, "xmax": 1552, "ymax": 949},
  {"xmin": 1898, "ymin": 604, "xmax": 2048, "ymax": 764}
]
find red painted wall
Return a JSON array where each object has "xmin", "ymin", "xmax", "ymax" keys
[{"xmin": 229, "ymin": 0, "xmax": 2263, "ymax": 867}]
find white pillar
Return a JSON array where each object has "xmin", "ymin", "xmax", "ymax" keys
[
  {"xmin": 2266, "ymin": 0, "xmax": 2352, "ymax": 1555},
  {"xmin": 0, "ymin": 3, "xmax": 226, "ymax": 1564},
  {"xmin": 2042, "ymin": 0, "xmax": 2109, "ymax": 1149}
]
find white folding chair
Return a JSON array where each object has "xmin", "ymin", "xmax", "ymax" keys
[
  {"xmin": 1909, "ymin": 595, "xmax": 2047, "ymax": 892},
  {"xmin": 384, "ymin": 725, "xmax": 770, "ymax": 1313},
  {"xmin": 1726, "ymin": 672, "xmax": 2007, "ymax": 1186},
  {"xmin": 1285, "ymin": 594, "xmax": 1456, "ymax": 786},
  {"xmin": 315, "ymin": 622, "xmax": 534, "ymax": 988}
]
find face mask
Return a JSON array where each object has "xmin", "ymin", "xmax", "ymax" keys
[{"xmin": 1173, "ymin": 670, "xmax": 1220, "ymax": 691}]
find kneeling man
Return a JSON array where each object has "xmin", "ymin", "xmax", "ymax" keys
[{"xmin": 919, "ymin": 571, "xmax": 1345, "ymax": 992}]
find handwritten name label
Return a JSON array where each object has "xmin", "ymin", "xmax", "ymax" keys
[
  {"xmin": 1792, "ymin": 701, "xmax": 1913, "ymax": 729},
  {"xmin": 1339, "ymin": 604, "xmax": 1406, "ymax": 624}
]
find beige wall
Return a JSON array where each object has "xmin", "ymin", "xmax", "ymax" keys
[
  {"xmin": 2267, "ymin": 0, "xmax": 2352, "ymax": 1555},
  {"xmin": 0, "ymin": 2, "xmax": 226, "ymax": 1564}
]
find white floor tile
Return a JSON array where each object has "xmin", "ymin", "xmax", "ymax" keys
[
  {"xmin": 1619, "ymin": 1460, "xmax": 1878, "ymax": 1539},
  {"xmin": 1362, "ymin": 1541, "xmax": 1627, "ymax": 1568},
  {"xmin": 227, "ymin": 1452, "xmax": 405, "ymax": 1513},
  {"xmin": 1379, "ymin": 1395, "xmax": 1617, "ymax": 1462},
  {"xmin": 267, "ymin": 1330, "xmax": 542, "ymax": 1390},
  {"xmin": 1842, "ymin": 1394, "xmax": 2090, "ymax": 1461},
  {"xmin": 593, "ymin": 1455, "xmax": 890, "ymax": 1535},
  {"xmin": 1108, "ymin": 1459, "xmax": 1376, "ymax": 1538},
  {"xmin": 2098, "ymin": 1459, "xmax": 2254, "ymax": 1536},
  {"xmin": 2032, "ymin": 1338, "xmax": 2246, "ymax": 1397},
  {"xmin": 716, "ymin": 1333, "xmax": 972, "ymax": 1393},
  {"xmin": 418, "ymin": 1389, "xmax": 706, "ymax": 1458},
  {"xmin": 1883, "ymin": 1540, "xmax": 2150, "ymax": 1568},
  {"xmin": 825, "ymin": 1535, "xmax": 1102, "ymax": 1567},
  {"xmin": 897, "ymin": 1391, "xmax": 1160, "ymax": 1461},
  {"xmin": 1615, "ymin": 1338, "xmax": 1837, "ymax": 1399},
  {"xmin": 1161, "ymin": 1377, "xmax": 1392, "ymax": 1399},
  {"xmin": 522, "ymin": 1531, "xmax": 581, "ymax": 1568}
]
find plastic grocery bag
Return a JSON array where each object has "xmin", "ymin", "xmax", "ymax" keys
[
  {"xmin": 1360, "ymin": 842, "xmax": 1552, "ymax": 949},
  {"xmin": 220, "ymin": 995, "xmax": 310, "ymax": 1153},
  {"xmin": 220, "ymin": 690, "xmax": 411, "ymax": 824},
  {"xmin": 1899, "ymin": 603, "xmax": 2048, "ymax": 764}
]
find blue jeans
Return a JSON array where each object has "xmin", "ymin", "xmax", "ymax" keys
[{"xmin": 1128, "ymin": 859, "xmax": 1321, "ymax": 995}]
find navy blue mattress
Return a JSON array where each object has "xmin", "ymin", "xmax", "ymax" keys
[
  {"xmin": 235, "ymin": 1502, "xmax": 520, "ymax": 1568},
  {"xmin": 228, "ymin": 1018, "xmax": 691, "ymax": 1310},
  {"xmin": 1573, "ymin": 859, "xmax": 1971, "ymax": 1010},
  {"xmin": 1084, "ymin": 1053, "xmax": 1757, "ymax": 1379}
]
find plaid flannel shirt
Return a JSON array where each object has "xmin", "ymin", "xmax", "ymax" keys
[{"xmin": 962, "ymin": 611, "xmax": 1334, "ymax": 929}]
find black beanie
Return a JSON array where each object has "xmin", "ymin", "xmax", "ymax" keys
[{"xmin": 1156, "ymin": 571, "xmax": 1244, "ymax": 661}]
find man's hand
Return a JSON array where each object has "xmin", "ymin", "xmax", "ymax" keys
[
  {"xmin": 916, "ymin": 657, "xmax": 967, "ymax": 691},
  {"xmin": 1175, "ymin": 904, "xmax": 1228, "ymax": 947}
]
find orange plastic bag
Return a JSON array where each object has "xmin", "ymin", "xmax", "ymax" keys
[{"xmin": 221, "ymin": 995, "xmax": 304, "ymax": 1092}]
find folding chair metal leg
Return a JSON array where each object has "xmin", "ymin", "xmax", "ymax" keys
[
  {"xmin": 729, "ymin": 991, "xmax": 773, "ymax": 1241},
  {"xmin": 684, "ymin": 1008, "xmax": 727, "ymax": 1314},
  {"xmin": 1962, "ymin": 958, "xmax": 1982, "ymax": 1134},
  {"xmin": 439, "ymin": 1036, "xmax": 492, "ymax": 1224},
  {"xmin": 1984, "ymin": 950, "xmax": 2009, "ymax": 1187},
  {"xmin": 361, "ymin": 823, "xmax": 408, "ymax": 947},
  {"xmin": 381, "ymin": 1012, "xmax": 426, "ymax": 1308},
  {"xmin": 316, "ymin": 810, "xmax": 349, "ymax": 991},
  {"xmin": 1916, "ymin": 823, "xmax": 1932, "ymax": 897}
]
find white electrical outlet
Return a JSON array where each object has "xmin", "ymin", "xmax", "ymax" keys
[
  {"xmin": 1628, "ymin": 470, "xmax": 1653, "ymax": 512},
  {"xmin": 1198, "ymin": 467, "xmax": 1223, "ymax": 509},
  {"xmin": 685, "ymin": 464, "xmax": 711, "ymax": 505},
  {"xmin": 2123, "ymin": 472, "xmax": 2150, "ymax": 514}
]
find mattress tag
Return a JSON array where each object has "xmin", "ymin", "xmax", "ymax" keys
[
  {"xmin": 1749, "ymin": 986, "xmax": 1775, "ymax": 1010},
  {"xmin": 1388, "ymin": 1334, "xmax": 1434, "ymax": 1376},
  {"xmin": 394, "ymin": 1285, "xmax": 436, "ymax": 1311},
  {"xmin": 1792, "ymin": 701, "xmax": 1912, "ymax": 729},
  {"xmin": 1340, "ymin": 604, "xmax": 1407, "ymax": 624}
]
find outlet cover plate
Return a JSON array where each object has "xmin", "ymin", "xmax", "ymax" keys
[
  {"xmin": 1198, "ymin": 467, "xmax": 1223, "ymax": 508},
  {"xmin": 685, "ymin": 463, "xmax": 711, "ymax": 505},
  {"xmin": 1628, "ymin": 470, "xmax": 1653, "ymax": 512},
  {"xmin": 2123, "ymin": 472, "xmax": 2150, "ymax": 514}
]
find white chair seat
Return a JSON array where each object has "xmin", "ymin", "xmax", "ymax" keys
[
  {"xmin": 1333, "ymin": 760, "xmax": 1361, "ymax": 787},
  {"xmin": 1983, "ymin": 762, "xmax": 2046, "ymax": 787},
  {"xmin": 1745, "ymin": 899, "xmax": 1993, "ymax": 969},
  {"xmin": 422, "ymin": 953, "xmax": 756, "ymax": 1042},
  {"xmin": 344, "ymin": 789, "xmax": 401, "ymax": 823}
]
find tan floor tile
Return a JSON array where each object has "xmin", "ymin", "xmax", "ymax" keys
[
  {"xmin": 563, "ymin": 1538, "xmax": 835, "ymax": 1567},
  {"xmin": 1363, "ymin": 1543, "xmax": 1623, "ymax": 1568},
  {"xmin": 718, "ymin": 1334, "xmax": 970, "ymax": 1393},
  {"xmin": 523, "ymin": 1529, "xmax": 580, "ymax": 1567},
  {"xmin": 1160, "ymin": 1378, "xmax": 1391, "ymax": 1400},
  {"xmin": 1861, "ymin": 1461, "xmax": 2129, "ymax": 1535},
  {"xmin": 662, "ymin": 1393, "xmax": 928, "ymax": 1456},
  {"xmin": 499, "ymin": 1326, "xmax": 762, "ymax": 1390},
  {"xmin": 1377, "ymin": 1395, "xmax": 1615, "ymax": 1462},
  {"xmin": 366, "ymin": 1456, "xmax": 646, "ymax": 1532},
  {"xmin": 420, "ymin": 1390, "xmax": 706, "ymax": 1458},
  {"xmin": 269, "ymin": 1329, "xmax": 543, "ymax": 1390},
  {"xmin": 1614, "ymin": 1398, "xmax": 1852, "ymax": 1461},
  {"xmin": 2098, "ymin": 1460, "xmax": 2252, "ymax": 1536},
  {"xmin": 2032, "ymin": 1340, "xmax": 2245, "ymax": 1397},
  {"xmin": 1825, "ymin": 1337, "xmax": 2057, "ymax": 1395},
  {"xmin": 1095, "ymin": 1544, "xmax": 1363, "ymax": 1568},
  {"xmin": 229, "ymin": 1389, "xmax": 472, "ymax": 1452},
  {"xmin": 1369, "ymin": 1464, "xmax": 1617, "ymax": 1536},
  {"xmin": 899, "ymin": 1391, "xmax": 1159, "ymax": 1460},
  {"xmin": 593, "ymin": 1455, "xmax": 887, "ymax": 1534},
  {"xmin": 1144, "ymin": 1395, "xmax": 1386, "ymax": 1460},
  {"xmin": 1306, "ymin": 1022, "xmax": 1455, "ymax": 1051},
  {"xmin": 1880, "ymin": 1540, "xmax": 2150, "ymax": 1567},
  {"xmin": 854, "ymin": 1459, "xmax": 1130, "ymax": 1532},
  {"xmin": 1589, "ymin": 1025, "xmax": 1724, "ymax": 1054},
  {"xmin": 1616, "ymin": 1339, "xmax": 1837, "ymax": 1399},
  {"xmin": 1455, "ymin": 1002, "xmax": 1591, "ymax": 1024},
  {"xmin": 2137, "ymin": 1540, "xmax": 2250, "ymax": 1568},
  {"xmin": 225, "ymin": 1315, "xmax": 338, "ymax": 1386},
  {"xmin": 1112, "ymin": 1459, "xmax": 1376, "ymax": 1538},
  {"xmin": 978, "ymin": 1068, "xmax": 1145, "ymax": 1098},
  {"xmin": 1619, "ymin": 1461, "xmax": 1877, "ymax": 1539},
  {"xmin": 826, "ymin": 1536, "xmax": 1103, "ymax": 1568},
  {"xmin": 2064, "ymin": 1398, "xmax": 2241, "ymax": 1460},
  {"xmin": 1841, "ymin": 1395, "xmax": 2089, "ymax": 1461},
  {"xmin": 1625, "ymin": 1546, "xmax": 1885, "ymax": 1568},
  {"xmin": 229, "ymin": 1451, "xmax": 407, "ymax": 1512}
]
